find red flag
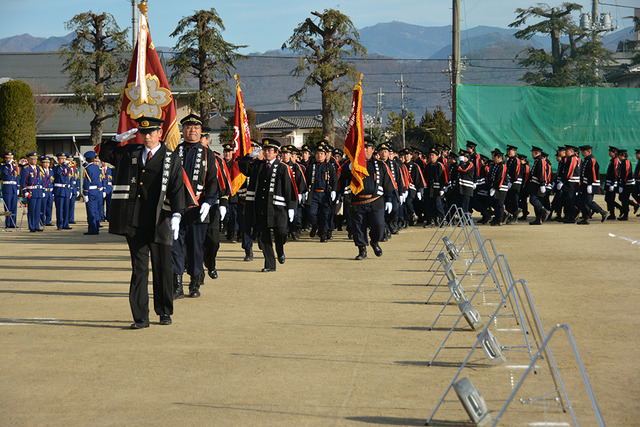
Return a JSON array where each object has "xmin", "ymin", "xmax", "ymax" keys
[
  {"xmin": 343, "ymin": 80, "xmax": 369, "ymax": 195},
  {"xmin": 116, "ymin": 3, "xmax": 180, "ymax": 150},
  {"xmin": 229, "ymin": 76, "xmax": 252, "ymax": 195}
]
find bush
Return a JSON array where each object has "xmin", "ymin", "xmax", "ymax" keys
[{"xmin": 0, "ymin": 80, "xmax": 37, "ymax": 158}]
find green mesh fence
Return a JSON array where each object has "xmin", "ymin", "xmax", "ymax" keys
[{"xmin": 457, "ymin": 84, "xmax": 640, "ymax": 167}]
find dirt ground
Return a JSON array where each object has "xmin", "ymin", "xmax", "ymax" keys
[{"xmin": 1, "ymin": 197, "xmax": 639, "ymax": 426}]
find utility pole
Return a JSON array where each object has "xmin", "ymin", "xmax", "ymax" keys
[
  {"xmin": 395, "ymin": 74, "xmax": 408, "ymax": 148},
  {"xmin": 131, "ymin": 0, "xmax": 139, "ymax": 47},
  {"xmin": 451, "ymin": 0, "xmax": 460, "ymax": 152},
  {"xmin": 375, "ymin": 87, "xmax": 384, "ymax": 136}
]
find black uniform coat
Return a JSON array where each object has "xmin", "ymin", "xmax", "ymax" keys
[
  {"xmin": 238, "ymin": 156, "xmax": 297, "ymax": 228},
  {"xmin": 99, "ymin": 140, "xmax": 185, "ymax": 246}
]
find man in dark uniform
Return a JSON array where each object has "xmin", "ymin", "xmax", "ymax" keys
[
  {"xmin": 101, "ymin": 161, "xmax": 114, "ymax": 221},
  {"xmin": 239, "ymin": 138, "xmax": 297, "ymax": 272},
  {"xmin": 306, "ymin": 144, "xmax": 338, "ymax": 242},
  {"xmin": 487, "ymin": 148, "xmax": 509, "ymax": 225},
  {"xmin": 452, "ymin": 149, "xmax": 475, "ymax": 214},
  {"xmin": 345, "ymin": 138, "xmax": 396, "ymax": 260},
  {"xmin": 604, "ymin": 146, "xmax": 621, "ymax": 220},
  {"xmin": 400, "ymin": 148, "xmax": 425, "ymax": 225},
  {"xmin": 517, "ymin": 154, "xmax": 530, "ymax": 221},
  {"xmin": 550, "ymin": 146, "xmax": 566, "ymax": 221},
  {"xmin": 504, "ymin": 145, "xmax": 521, "ymax": 223},
  {"xmin": 20, "ymin": 151, "xmax": 45, "ymax": 232},
  {"xmin": 40, "ymin": 156, "xmax": 54, "ymax": 226},
  {"xmin": 282, "ymin": 145, "xmax": 308, "ymax": 240},
  {"xmin": 633, "ymin": 149, "xmax": 640, "ymax": 215},
  {"xmin": 99, "ymin": 117, "xmax": 185, "ymax": 329},
  {"xmin": 221, "ymin": 143, "xmax": 239, "ymax": 242},
  {"xmin": 81, "ymin": 151, "xmax": 104, "ymax": 235},
  {"xmin": 423, "ymin": 148, "xmax": 447, "ymax": 226},
  {"xmin": 52, "ymin": 152, "xmax": 73, "ymax": 230},
  {"xmin": 617, "ymin": 149, "xmax": 635, "ymax": 221},
  {"xmin": 560, "ymin": 145, "xmax": 581, "ymax": 223},
  {"xmin": 1, "ymin": 151, "xmax": 20, "ymax": 228},
  {"xmin": 577, "ymin": 145, "xmax": 607, "ymax": 224},
  {"xmin": 528, "ymin": 146, "xmax": 550, "ymax": 225},
  {"xmin": 236, "ymin": 139, "xmax": 261, "ymax": 261}
]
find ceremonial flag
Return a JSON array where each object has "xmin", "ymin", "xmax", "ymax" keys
[
  {"xmin": 116, "ymin": 2, "xmax": 180, "ymax": 150},
  {"xmin": 343, "ymin": 78, "xmax": 369, "ymax": 195},
  {"xmin": 229, "ymin": 75, "xmax": 252, "ymax": 195}
]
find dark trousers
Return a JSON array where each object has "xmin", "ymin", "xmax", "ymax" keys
[
  {"xmin": 69, "ymin": 195, "xmax": 76, "ymax": 222},
  {"xmin": 605, "ymin": 190, "xmax": 618, "ymax": 215},
  {"xmin": 224, "ymin": 202, "xmax": 239, "ymax": 237},
  {"xmin": 455, "ymin": 193, "xmax": 471, "ymax": 214},
  {"xmin": 579, "ymin": 192, "xmax": 604, "ymax": 218},
  {"xmin": 424, "ymin": 195, "xmax": 445, "ymax": 221},
  {"xmin": 551, "ymin": 191, "xmax": 565, "ymax": 216},
  {"xmin": 41, "ymin": 191, "xmax": 53, "ymax": 225},
  {"xmin": 126, "ymin": 230, "xmax": 173, "ymax": 323},
  {"xmin": 310, "ymin": 191, "xmax": 331, "ymax": 231},
  {"xmin": 505, "ymin": 188, "xmax": 520, "ymax": 215},
  {"xmin": 563, "ymin": 188, "xmax": 578, "ymax": 219},
  {"xmin": 529, "ymin": 193, "xmax": 545, "ymax": 218},
  {"xmin": 54, "ymin": 195, "xmax": 71, "ymax": 229},
  {"xmin": 203, "ymin": 209, "xmax": 221, "ymax": 271},
  {"xmin": 27, "ymin": 197, "xmax": 43, "ymax": 230},
  {"xmin": 490, "ymin": 197, "xmax": 505, "ymax": 221},
  {"xmin": 103, "ymin": 193, "xmax": 112, "ymax": 221},
  {"xmin": 619, "ymin": 187, "xmax": 632, "ymax": 217},
  {"xmin": 172, "ymin": 221, "xmax": 207, "ymax": 277},
  {"xmin": 351, "ymin": 204, "xmax": 385, "ymax": 247},
  {"xmin": 85, "ymin": 192, "xmax": 102, "ymax": 234},
  {"xmin": 257, "ymin": 215, "xmax": 287, "ymax": 270},
  {"xmin": 2, "ymin": 187, "xmax": 18, "ymax": 227},
  {"xmin": 237, "ymin": 206, "xmax": 253, "ymax": 251}
]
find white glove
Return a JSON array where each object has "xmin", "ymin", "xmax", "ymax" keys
[
  {"xmin": 199, "ymin": 202, "xmax": 211, "ymax": 222},
  {"xmin": 556, "ymin": 181, "xmax": 563, "ymax": 190},
  {"xmin": 587, "ymin": 185, "xmax": 592, "ymax": 194},
  {"xmin": 249, "ymin": 147, "xmax": 262, "ymax": 158},
  {"xmin": 219, "ymin": 205, "xmax": 227, "ymax": 221},
  {"xmin": 402, "ymin": 191, "xmax": 408, "ymax": 201},
  {"xmin": 399, "ymin": 194, "xmax": 405, "ymax": 204},
  {"xmin": 298, "ymin": 193, "xmax": 303, "ymax": 203},
  {"xmin": 114, "ymin": 128, "xmax": 138, "ymax": 142},
  {"xmin": 348, "ymin": 163, "xmax": 353, "ymax": 170},
  {"xmin": 330, "ymin": 191, "xmax": 336, "ymax": 202},
  {"xmin": 302, "ymin": 192, "xmax": 308, "ymax": 203},
  {"xmin": 83, "ymin": 195, "xmax": 89, "ymax": 203},
  {"xmin": 507, "ymin": 182, "xmax": 512, "ymax": 190},
  {"xmin": 288, "ymin": 209, "xmax": 295, "ymax": 223},
  {"xmin": 417, "ymin": 191, "xmax": 422, "ymax": 201},
  {"xmin": 490, "ymin": 188, "xmax": 496, "ymax": 197},
  {"xmin": 384, "ymin": 202, "xmax": 393, "ymax": 214},
  {"xmin": 618, "ymin": 186, "xmax": 624, "ymax": 194},
  {"xmin": 458, "ymin": 156, "xmax": 465, "ymax": 162},
  {"xmin": 609, "ymin": 185, "xmax": 615, "ymax": 192},
  {"xmin": 540, "ymin": 185, "xmax": 546, "ymax": 194},
  {"xmin": 170, "ymin": 215, "xmax": 180, "ymax": 240},
  {"xmin": 439, "ymin": 190, "xmax": 444, "ymax": 197},
  {"xmin": 103, "ymin": 192, "xmax": 106, "ymax": 198}
]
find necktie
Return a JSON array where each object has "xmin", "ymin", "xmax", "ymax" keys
[{"xmin": 146, "ymin": 150, "xmax": 152, "ymax": 165}]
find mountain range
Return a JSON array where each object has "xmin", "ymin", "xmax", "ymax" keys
[{"xmin": 0, "ymin": 22, "xmax": 635, "ymax": 119}]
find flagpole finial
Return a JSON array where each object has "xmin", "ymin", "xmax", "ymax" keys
[
  {"xmin": 234, "ymin": 74, "xmax": 240, "ymax": 81},
  {"xmin": 138, "ymin": 1, "xmax": 148, "ymax": 17},
  {"xmin": 357, "ymin": 73, "xmax": 363, "ymax": 85}
]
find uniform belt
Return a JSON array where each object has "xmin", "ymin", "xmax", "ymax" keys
[
  {"xmin": 352, "ymin": 195, "xmax": 380, "ymax": 206},
  {"xmin": 314, "ymin": 189, "xmax": 326, "ymax": 192},
  {"xmin": 88, "ymin": 185, "xmax": 98, "ymax": 190},
  {"xmin": 54, "ymin": 183, "xmax": 69, "ymax": 188},
  {"xmin": 2, "ymin": 181, "xmax": 17, "ymax": 185}
]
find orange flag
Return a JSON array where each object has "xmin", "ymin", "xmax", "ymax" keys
[
  {"xmin": 116, "ymin": 2, "xmax": 180, "ymax": 150},
  {"xmin": 229, "ymin": 75, "xmax": 252, "ymax": 195},
  {"xmin": 343, "ymin": 78, "xmax": 369, "ymax": 195}
]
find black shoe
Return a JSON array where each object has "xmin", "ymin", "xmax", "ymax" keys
[
  {"xmin": 563, "ymin": 217, "xmax": 576, "ymax": 224},
  {"xmin": 278, "ymin": 254, "xmax": 286, "ymax": 264},
  {"xmin": 529, "ymin": 218, "xmax": 542, "ymax": 225},
  {"xmin": 83, "ymin": 232, "xmax": 98, "ymax": 235},
  {"xmin": 189, "ymin": 287, "xmax": 201, "ymax": 298},
  {"xmin": 355, "ymin": 246, "xmax": 367, "ymax": 260},
  {"xmin": 159, "ymin": 314, "xmax": 172, "ymax": 325},
  {"xmin": 188, "ymin": 272, "xmax": 204, "ymax": 298},
  {"xmin": 540, "ymin": 208, "xmax": 550, "ymax": 222},
  {"xmin": 310, "ymin": 225, "xmax": 317, "ymax": 237},
  {"xmin": 617, "ymin": 215, "xmax": 628, "ymax": 221},
  {"xmin": 208, "ymin": 269, "xmax": 218, "ymax": 279},
  {"xmin": 173, "ymin": 274, "xmax": 184, "ymax": 300},
  {"xmin": 130, "ymin": 320, "xmax": 150, "ymax": 329},
  {"xmin": 370, "ymin": 242, "xmax": 383, "ymax": 257},
  {"xmin": 244, "ymin": 250, "xmax": 254, "ymax": 261},
  {"xmin": 606, "ymin": 214, "xmax": 616, "ymax": 221},
  {"xmin": 36, "ymin": 228, "xmax": 44, "ymax": 232},
  {"xmin": 319, "ymin": 231, "xmax": 327, "ymax": 243},
  {"xmin": 601, "ymin": 212, "xmax": 609, "ymax": 222},
  {"xmin": 261, "ymin": 267, "xmax": 276, "ymax": 272},
  {"xmin": 63, "ymin": 227, "xmax": 72, "ymax": 230},
  {"xmin": 30, "ymin": 229, "xmax": 37, "ymax": 232},
  {"xmin": 490, "ymin": 220, "xmax": 502, "ymax": 226},
  {"xmin": 69, "ymin": 221, "xmax": 76, "ymax": 224},
  {"xmin": 577, "ymin": 218, "xmax": 589, "ymax": 225}
]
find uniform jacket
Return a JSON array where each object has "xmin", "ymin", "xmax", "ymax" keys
[
  {"xmin": 1, "ymin": 161, "xmax": 20, "ymax": 195},
  {"xmin": 579, "ymin": 154, "xmax": 601, "ymax": 194},
  {"xmin": 287, "ymin": 161, "xmax": 308, "ymax": 196},
  {"xmin": 605, "ymin": 157, "xmax": 620, "ymax": 189},
  {"xmin": 176, "ymin": 142, "xmax": 220, "ymax": 223},
  {"xmin": 425, "ymin": 161, "xmax": 447, "ymax": 198},
  {"xmin": 239, "ymin": 157, "xmax": 297, "ymax": 227},
  {"xmin": 405, "ymin": 160, "xmax": 426, "ymax": 196},
  {"xmin": 488, "ymin": 161, "xmax": 509, "ymax": 200},
  {"xmin": 52, "ymin": 163, "xmax": 72, "ymax": 197},
  {"xmin": 563, "ymin": 155, "xmax": 581, "ymax": 191},
  {"xmin": 42, "ymin": 168, "xmax": 54, "ymax": 194},
  {"xmin": 99, "ymin": 140, "xmax": 185, "ymax": 246},
  {"xmin": 306, "ymin": 161, "xmax": 338, "ymax": 194},
  {"xmin": 527, "ymin": 155, "xmax": 547, "ymax": 197},
  {"xmin": 102, "ymin": 166, "xmax": 114, "ymax": 195},
  {"xmin": 82, "ymin": 163, "xmax": 104, "ymax": 197},
  {"xmin": 506, "ymin": 156, "xmax": 522, "ymax": 190},
  {"xmin": 455, "ymin": 161, "xmax": 476, "ymax": 197},
  {"xmin": 618, "ymin": 158, "xmax": 635, "ymax": 188},
  {"xmin": 20, "ymin": 165, "xmax": 45, "ymax": 199},
  {"xmin": 346, "ymin": 158, "xmax": 396, "ymax": 211}
]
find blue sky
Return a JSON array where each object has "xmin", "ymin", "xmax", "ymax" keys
[{"xmin": 1, "ymin": 0, "xmax": 632, "ymax": 54}]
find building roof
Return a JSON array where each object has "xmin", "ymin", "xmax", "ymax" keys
[{"xmin": 256, "ymin": 116, "xmax": 322, "ymax": 130}]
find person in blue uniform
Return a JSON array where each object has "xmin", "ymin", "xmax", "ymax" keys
[
  {"xmin": 40, "ymin": 156, "xmax": 54, "ymax": 226},
  {"xmin": 68, "ymin": 159, "xmax": 79, "ymax": 224},
  {"xmin": 52, "ymin": 152, "xmax": 73, "ymax": 230},
  {"xmin": 576, "ymin": 145, "xmax": 607, "ymax": 224},
  {"xmin": 1, "ymin": 151, "xmax": 20, "ymax": 228},
  {"xmin": 101, "ymin": 161, "xmax": 114, "ymax": 221},
  {"xmin": 82, "ymin": 151, "xmax": 104, "ymax": 235},
  {"xmin": 20, "ymin": 151, "xmax": 45, "ymax": 232},
  {"xmin": 99, "ymin": 116, "xmax": 185, "ymax": 329}
]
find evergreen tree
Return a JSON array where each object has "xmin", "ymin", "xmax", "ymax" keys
[
  {"xmin": 509, "ymin": 3, "xmax": 612, "ymax": 87},
  {"xmin": 58, "ymin": 11, "xmax": 130, "ymax": 145},
  {"xmin": 0, "ymin": 80, "xmax": 37, "ymax": 158},
  {"xmin": 282, "ymin": 9, "xmax": 366, "ymax": 146},
  {"xmin": 169, "ymin": 9, "xmax": 247, "ymax": 118}
]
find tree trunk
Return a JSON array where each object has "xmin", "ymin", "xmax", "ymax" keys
[{"xmin": 321, "ymin": 80, "xmax": 334, "ymax": 145}]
